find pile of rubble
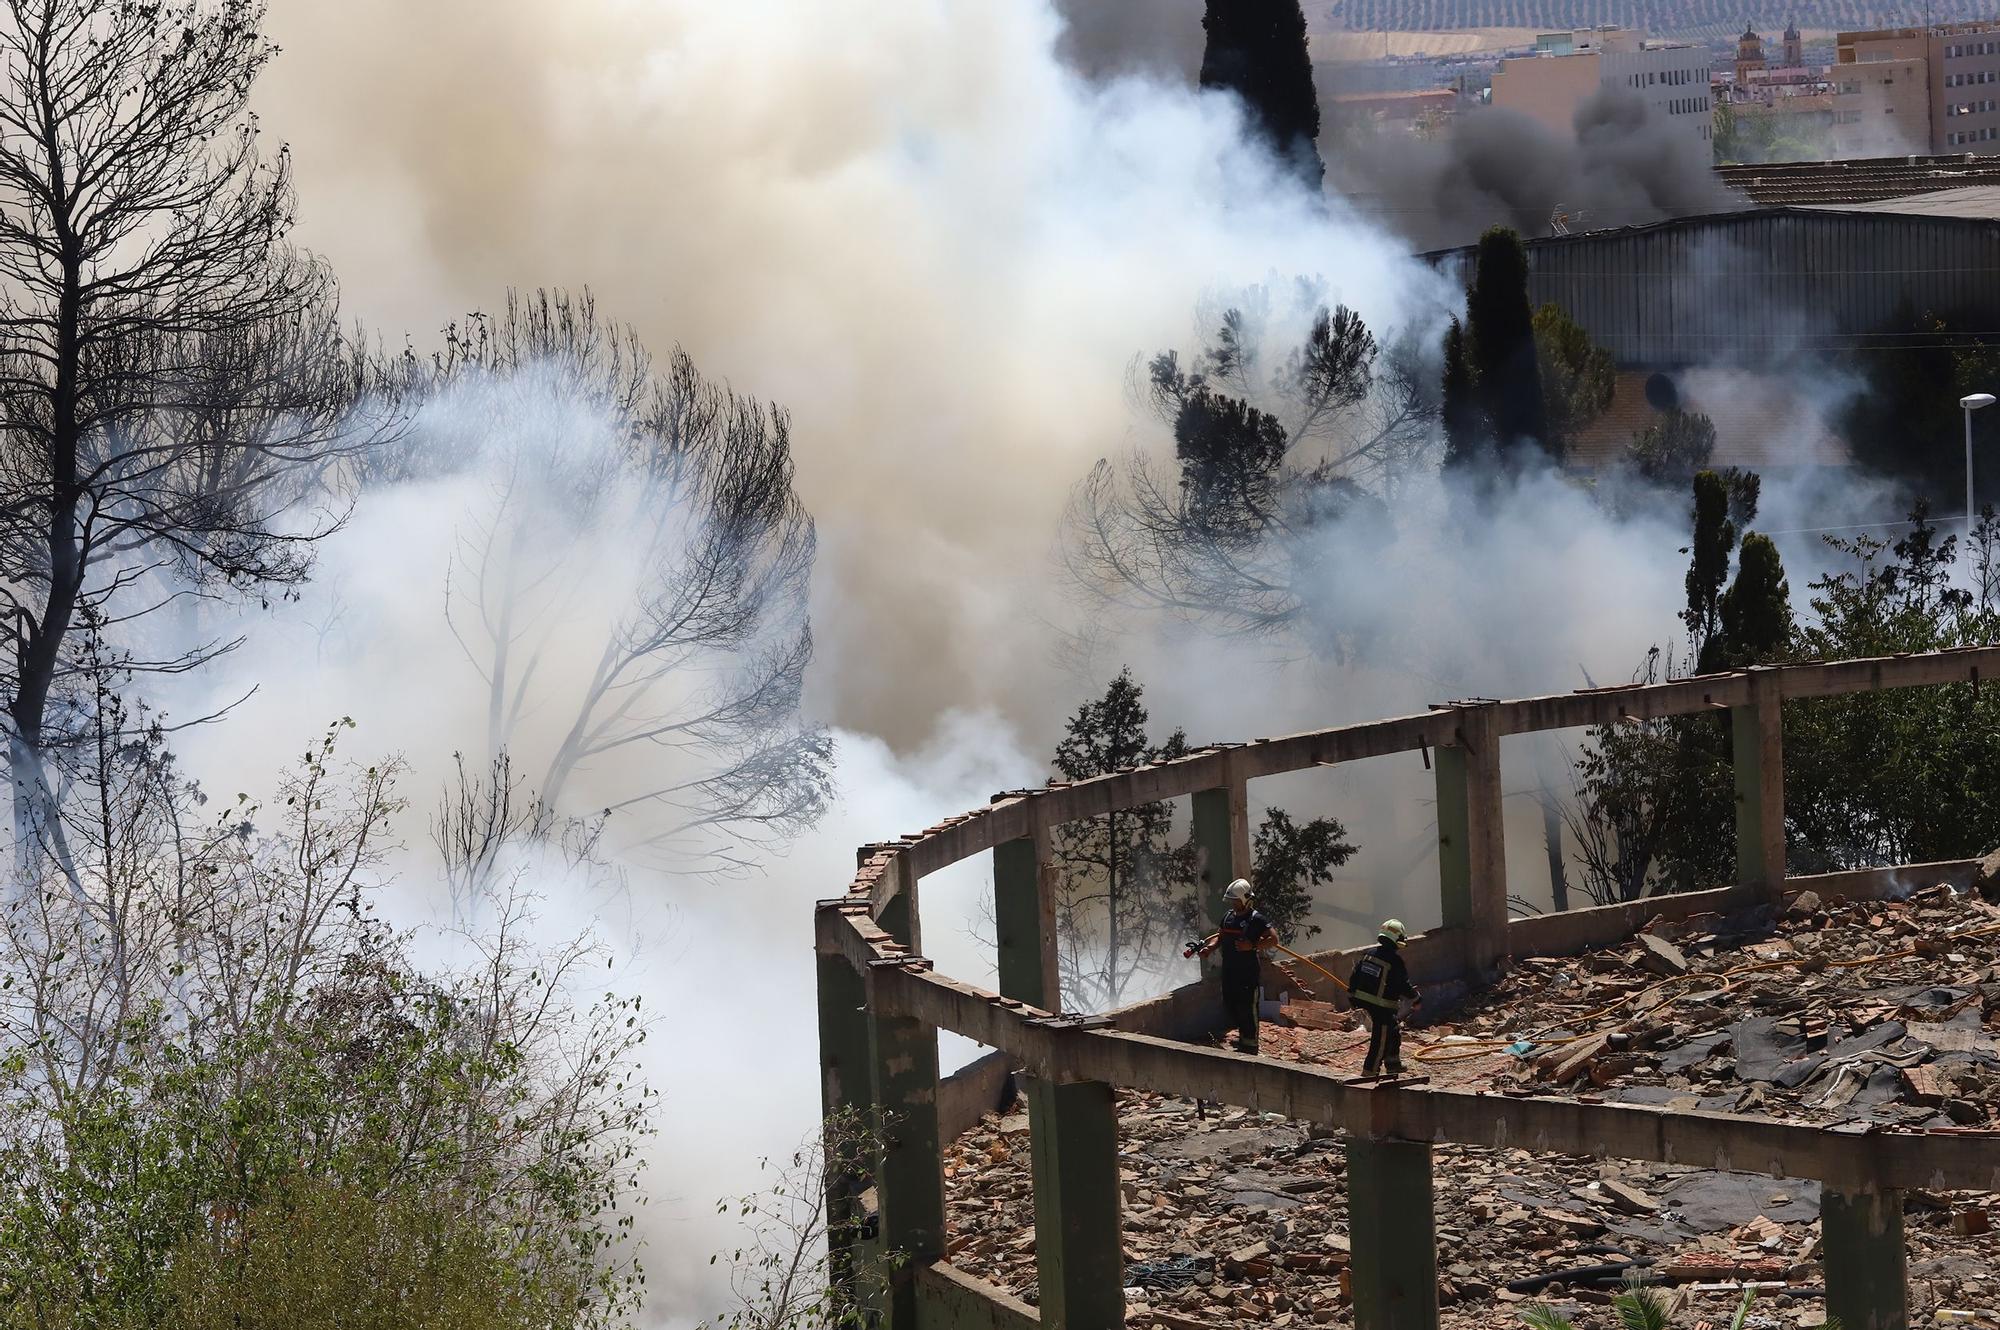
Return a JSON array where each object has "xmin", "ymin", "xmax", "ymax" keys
[
  {"xmin": 1264, "ymin": 882, "xmax": 2000, "ymax": 1129},
  {"xmin": 941, "ymin": 885, "xmax": 2000, "ymax": 1328}
]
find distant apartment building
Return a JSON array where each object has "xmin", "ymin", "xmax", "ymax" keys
[
  {"xmin": 1833, "ymin": 22, "xmax": 2000, "ymax": 156},
  {"xmin": 1490, "ymin": 26, "xmax": 1712, "ymax": 150}
]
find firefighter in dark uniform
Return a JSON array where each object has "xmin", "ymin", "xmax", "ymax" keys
[
  {"xmin": 1196, "ymin": 879, "xmax": 1276, "ymax": 1055},
  {"xmin": 1349, "ymin": 918, "xmax": 1421, "ymax": 1077}
]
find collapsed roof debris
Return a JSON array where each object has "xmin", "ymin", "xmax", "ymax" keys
[{"xmin": 943, "ymin": 885, "xmax": 2000, "ymax": 1327}]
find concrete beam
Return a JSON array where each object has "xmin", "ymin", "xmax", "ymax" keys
[
  {"xmin": 1347, "ymin": 1138, "xmax": 1440, "ymax": 1330},
  {"xmin": 1775, "ymin": 644, "xmax": 2000, "ymax": 701},
  {"xmin": 875, "ymin": 648, "xmax": 2000, "ymax": 917},
  {"xmin": 1026, "ymin": 1078, "xmax": 1124, "ymax": 1330},
  {"xmin": 1732, "ymin": 666, "xmax": 1786, "ymax": 896},
  {"xmin": 1496, "ymin": 674, "xmax": 1753, "ymax": 736},
  {"xmin": 1822, "ymin": 1186, "xmax": 1907, "ymax": 1330}
]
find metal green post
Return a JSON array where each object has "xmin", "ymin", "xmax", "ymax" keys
[
  {"xmin": 1823, "ymin": 1186, "xmax": 1908, "ymax": 1330},
  {"xmin": 1731, "ymin": 666, "xmax": 1786, "ymax": 896},
  {"xmin": 1347, "ymin": 1138, "xmax": 1440, "ymax": 1330},
  {"xmin": 867, "ymin": 862, "xmax": 944, "ymax": 1329},
  {"xmin": 995, "ymin": 822, "xmax": 1125, "ymax": 1330}
]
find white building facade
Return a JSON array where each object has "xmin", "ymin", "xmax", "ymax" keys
[{"xmin": 1492, "ymin": 28, "xmax": 1713, "ymax": 151}]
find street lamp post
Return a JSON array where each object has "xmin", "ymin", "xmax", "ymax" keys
[{"xmin": 1965, "ymin": 393, "xmax": 1996, "ymax": 531}]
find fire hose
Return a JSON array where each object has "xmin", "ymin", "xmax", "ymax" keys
[{"xmin": 1184, "ymin": 933, "xmax": 1350, "ymax": 993}]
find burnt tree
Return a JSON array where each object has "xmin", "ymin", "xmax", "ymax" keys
[
  {"xmin": 0, "ymin": 0, "xmax": 381, "ymax": 877},
  {"xmin": 424, "ymin": 291, "xmax": 831, "ymax": 876}
]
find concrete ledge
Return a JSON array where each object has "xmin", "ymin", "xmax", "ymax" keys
[
  {"xmin": 939, "ymin": 1050, "xmax": 1017, "ymax": 1141},
  {"xmin": 1506, "ymin": 884, "xmax": 1758, "ymax": 958},
  {"xmin": 916, "ymin": 1262, "xmax": 1039, "ymax": 1330},
  {"xmin": 1787, "ymin": 859, "xmax": 1979, "ymax": 900}
]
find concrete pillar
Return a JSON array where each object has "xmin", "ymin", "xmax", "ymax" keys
[
  {"xmin": 1822, "ymin": 1186, "xmax": 1907, "ymax": 1330},
  {"xmin": 1731, "ymin": 666, "xmax": 1786, "ymax": 896},
  {"xmin": 816, "ymin": 949, "xmax": 871, "ymax": 1290},
  {"xmin": 1190, "ymin": 776, "xmax": 1250, "ymax": 978},
  {"xmin": 994, "ymin": 822, "xmax": 1059, "ymax": 1012},
  {"xmin": 996, "ymin": 826, "xmax": 1125, "ymax": 1330},
  {"xmin": 1435, "ymin": 703, "xmax": 1508, "ymax": 977},
  {"xmin": 1347, "ymin": 1138, "xmax": 1440, "ymax": 1330},
  {"xmin": 869, "ymin": 864, "xmax": 945, "ymax": 1329},
  {"xmin": 1026, "ymin": 1078, "xmax": 1124, "ymax": 1330}
]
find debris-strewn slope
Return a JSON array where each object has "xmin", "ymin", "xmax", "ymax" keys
[{"xmin": 944, "ymin": 886, "xmax": 2000, "ymax": 1328}]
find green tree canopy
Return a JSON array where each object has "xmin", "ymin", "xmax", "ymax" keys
[
  {"xmin": 1250, "ymin": 807, "xmax": 1356, "ymax": 944},
  {"xmin": 1533, "ymin": 302, "xmax": 1615, "ymax": 461},
  {"xmin": 1630, "ymin": 409, "xmax": 1718, "ymax": 487}
]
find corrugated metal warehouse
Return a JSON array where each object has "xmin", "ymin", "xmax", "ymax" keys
[{"xmin": 1424, "ymin": 201, "xmax": 2000, "ymax": 368}]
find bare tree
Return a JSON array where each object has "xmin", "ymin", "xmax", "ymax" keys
[
  {"xmin": 418, "ymin": 291, "xmax": 831, "ymax": 875},
  {"xmin": 1065, "ymin": 291, "xmax": 1437, "ymax": 652},
  {"xmin": 0, "ymin": 0, "xmax": 386, "ymax": 874}
]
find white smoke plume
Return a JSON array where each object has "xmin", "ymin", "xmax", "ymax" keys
[{"xmin": 118, "ymin": 1, "xmax": 1866, "ymax": 1325}]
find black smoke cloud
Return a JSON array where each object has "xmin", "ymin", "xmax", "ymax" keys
[
  {"xmin": 1046, "ymin": 4, "xmax": 1745, "ymax": 252},
  {"xmin": 1333, "ymin": 86, "xmax": 1747, "ymax": 251}
]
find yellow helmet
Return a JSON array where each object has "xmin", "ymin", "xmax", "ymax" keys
[{"xmin": 1379, "ymin": 919, "xmax": 1409, "ymax": 946}]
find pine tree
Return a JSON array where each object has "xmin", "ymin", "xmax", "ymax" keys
[
  {"xmin": 1532, "ymin": 301, "xmax": 1613, "ymax": 463},
  {"xmin": 1465, "ymin": 227, "xmax": 1549, "ymax": 460},
  {"xmin": 1051, "ymin": 668, "xmax": 1196, "ymax": 1009},
  {"xmin": 1440, "ymin": 316, "xmax": 1484, "ymax": 471},
  {"xmin": 1249, "ymin": 808, "xmax": 1355, "ymax": 944},
  {"xmin": 1200, "ymin": 0, "xmax": 1326, "ymax": 194}
]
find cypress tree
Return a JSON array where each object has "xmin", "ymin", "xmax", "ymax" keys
[
  {"xmin": 1715, "ymin": 533, "xmax": 1794, "ymax": 667},
  {"xmin": 1465, "ymin": 227, "xmax": 1549, "ymax": 460},
  {"xmin": 1200, "ymin": 0, "xmax": 1326, "ymax": 194},
  {"xmin": 1440, "ymin": 316, "xmax": 1483, "ymax": 471},
  {"xmin": 1686, "ymin": 470, "xmax": 1737, "ymax": 673}
]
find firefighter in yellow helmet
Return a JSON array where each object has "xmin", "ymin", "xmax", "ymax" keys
[{"xmin": 1349, "ymin": 919, "xmax": 1421, "ymax": 1077}]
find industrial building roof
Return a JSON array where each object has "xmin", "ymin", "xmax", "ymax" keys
[
  {"xmin": 1803, "ymin": 184, "xmax": 2000, "ymax": 220},
  {"xmin": 1719, "ymin": 153, "xmax": 2000, "ymax": 206}
]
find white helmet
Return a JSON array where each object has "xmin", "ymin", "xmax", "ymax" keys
[{"xmin": 1223, "ymin": 879, "xmax": 1253, "ymax": 904}]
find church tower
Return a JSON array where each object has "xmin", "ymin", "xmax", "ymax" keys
[
  {"xmin": 1736, "ymin": 23, "xmax": 1768, "ymax": 83},
  {"xmin": 1782, "ymin": 19, "xmax": 1803, "ymax": 68}
]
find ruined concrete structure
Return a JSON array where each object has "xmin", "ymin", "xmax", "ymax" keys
[{"xmin": 816, "ymin": 649, "xmax": 2000, "ymax": 1330}]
